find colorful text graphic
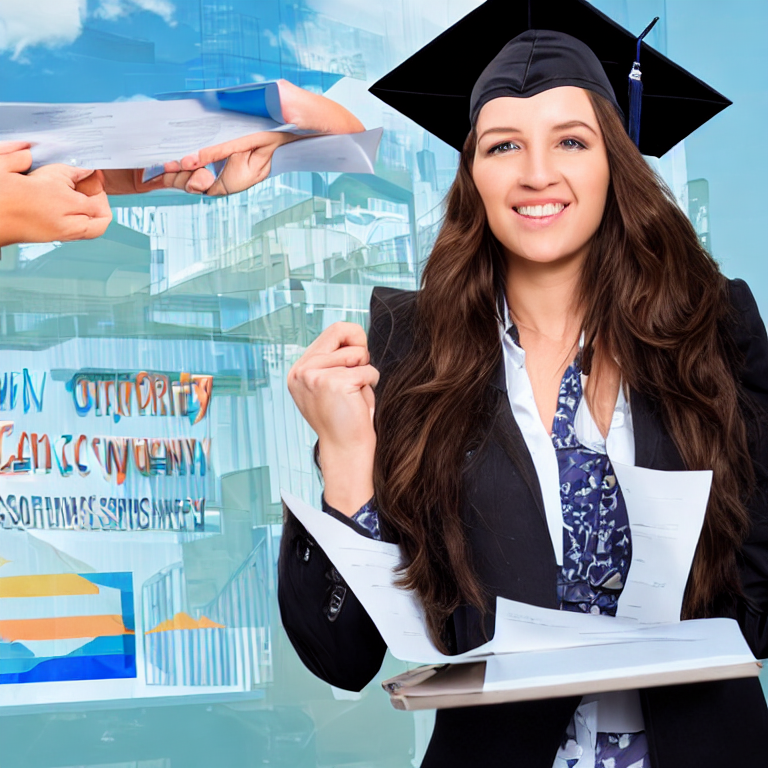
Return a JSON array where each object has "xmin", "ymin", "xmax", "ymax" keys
[
  {"xmin": 0, "ymin": 495, "xmax": 206, "ymax": 531},
  {"xmin": 0, "ymin": 370, "xmax": 46, "ymax": 414},
  {"xmin": 0, "ymin": 426, "xmax": 211, "ymax": 483},
  {"xmin": 71, "ymin": 372, "xmax": 213, "ymax": 424}
]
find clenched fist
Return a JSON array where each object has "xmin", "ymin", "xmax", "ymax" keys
[{"xmin": 288, "ymin": 322, "xmax": 379, "ymax": 516}]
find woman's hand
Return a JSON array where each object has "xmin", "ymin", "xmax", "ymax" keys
[
  {"xmin": 0, "ymin": 143, "xmax": 113, "ymax": 246},
  {"xmin": 288, "ymin": 322, "xmax": 378, "ymax": 516},
  {"xmin": 170, "ymin": 79, "xmax": 365, "ymax": 197}
]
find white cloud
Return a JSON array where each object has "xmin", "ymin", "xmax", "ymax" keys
[
  {"xmin": 0, "ymin": 0, "xmax": 86, "ymax": 59},
  {"xmin": 93, "ymin": 0, "xmax": 124, "ymax": 20},
  {"xmin": 0, "ymin": 0, "xmax": 176, "ymax": 60},
  {"xmin": 263, "ymin": 29, "xmax": 279, "ymax": 48},
  {"xmin": 277, "ymin": 24, "xmax": 298, "ymax": 60},
  {"xmin": 93, "ymin": 0, "xmax": 176, "ymax": 25}
]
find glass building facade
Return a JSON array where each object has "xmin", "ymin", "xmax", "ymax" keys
[{"xmin": 0, "ymin": 1, "xmax": 765, "ymax": 765}]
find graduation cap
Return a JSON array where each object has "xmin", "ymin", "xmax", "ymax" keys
[{"xmin": 368, "ymin": 0, "xmax": 731, "ymax": 158}]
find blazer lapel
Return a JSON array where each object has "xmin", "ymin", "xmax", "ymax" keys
[
  {"xmin": 630, "ymin": 388, "xmax": 661, "ymax": 468},
  {"xmin": 631, "ymin": 387, "xmax": 690, "ymax": 472},
  {"xmin": 489, "ymin": 358, "xmax": 548, "ymax": 527},
  {"xmin": 488, "ymin": 373, "xmax": 678, "ymax": 522}
]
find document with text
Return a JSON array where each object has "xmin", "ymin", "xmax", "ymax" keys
[
  {"xmin": 282, "ymin": 471, "xmax": 759, "ymax": 708},
  {"xmin": 0, "ymin": 81, "xmax": 380, "ymax": 174}
]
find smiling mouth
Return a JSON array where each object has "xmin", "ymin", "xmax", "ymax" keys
[{"xmin": 513, "ymin": 203, "xmax": 568, "ymax": 218}]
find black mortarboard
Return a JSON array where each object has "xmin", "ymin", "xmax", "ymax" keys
[{"xmin": 369, "ymin": 0, "xmax": 731, "ymax": 158}]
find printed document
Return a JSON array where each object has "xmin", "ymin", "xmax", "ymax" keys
[
  {"xmin": 0, "ymin": 95, "xmax": 380, "ymax": 174},
  {"xmin": 282, "ymin": 463, "xmax": 755, "ymax": 689}
]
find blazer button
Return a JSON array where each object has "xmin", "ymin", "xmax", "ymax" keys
[
  {"xmin": 325, "ymin": 585, "xmax": 347, "ymax": 622},
  {"xmin": 296, "ymin": 536, "xmax": 313, "ymax": 564}
]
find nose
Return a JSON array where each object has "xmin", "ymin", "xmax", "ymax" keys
[{"xmin": 517, "ymin": 144, "xmax": 559, "ymax": 190}]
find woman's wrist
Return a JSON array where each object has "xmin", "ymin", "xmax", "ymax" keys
[{"xmin": 319, "ymin": 442, "xmax": 375, "ymax": 517}]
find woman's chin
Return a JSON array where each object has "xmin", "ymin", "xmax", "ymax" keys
[{"xmin": 503, "ymin": 244, "xmax": 589, "ymax": 268}]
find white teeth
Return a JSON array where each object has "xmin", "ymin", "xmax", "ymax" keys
[{"xmin": 515, "ymin": 203, "xmax": 566, "ymax": 217}]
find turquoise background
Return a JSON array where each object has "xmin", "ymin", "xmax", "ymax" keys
[{"xmin": 0, "ymin": 1, "xmax": 765, "ymax": 766}]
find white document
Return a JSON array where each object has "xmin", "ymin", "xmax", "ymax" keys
[
  {"xmin": 282, "ymin": 490, "xmax": 489, "ymax": 664},
  {"xmin": 281, "ymin": 484, "xmax": 753, "ymax": 684},
  {"xmin": 0, "ymin": 99, "xmax": 292, "ymax": 170},
  {"xmin": 269, "ymin": 128, "xmax": 382, "ymax": 177},
  {"xmin": 493, "ymin": 597, "xmax": 663, "ymax": 653},
  {"xmin": 483, "ymin": 616, "xmax": 754, "ymax": 692},
  {"xmin": 612, "ymin": 463, "xmax": 713, "ymax": 624}
]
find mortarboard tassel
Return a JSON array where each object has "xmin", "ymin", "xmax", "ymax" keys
[{"xmin": 628, "ymin": 16, "xmax": 660, "ymax": 148}]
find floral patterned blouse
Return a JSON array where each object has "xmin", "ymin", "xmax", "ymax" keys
[{"xmin": 550, "ymin": 355, "xmax": 649, "ymax": 768}]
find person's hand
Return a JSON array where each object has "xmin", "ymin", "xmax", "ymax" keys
[
  {"xmin": 0, "ymin": 141, "xmax": 32, "ymax": 164},
  {"xmin": 0, "ymin": 145, "xmax": 113, "ymax": 246},
  {"xmin": 165, "ymin": 130, "xmax": 298, "ymax": 196},
  {"xmin": 99, "ymin": 80, "xmax": 365, "ymax": 197},
  {"xmin": 97, "ymin": 167, "xmax": 218, "ymax": 196},
  {"xmin": 288, "ymin": 322, "xmax": 378, "ymax": 515},
  {"xmin": 172, "ymin": 79, "xmax": 365, "ymax": 197}
]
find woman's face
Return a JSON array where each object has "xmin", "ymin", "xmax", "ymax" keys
[{"xmin": 472, "ymin": 86, "xmax": 610, "ymax": 270}]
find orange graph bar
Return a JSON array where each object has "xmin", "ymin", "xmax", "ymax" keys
[
  {"xmin": 0, "ymin": 574, "xmax": 99, "ymax": 598},
  {"xmin": 0, "ymin": 615, "xmax": 134, "ymax": 641}
]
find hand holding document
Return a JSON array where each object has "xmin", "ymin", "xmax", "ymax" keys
[
  {"xmin": 0, "ymin": 141, "xmax": 112, "ymax": 246},
  {"xmin": 0, "ymin": 97, "xmax": 288, "ymax": 170},
  {"xmin": 182, "ymin": 128, "xmax": 383, "ymax": 196},
  {"xmin": 282, "ymin": 465, "xmax": 760, "ymax": 710},
  {"xmin": 0, "ymin": 81, "xmax": 380, "ymax": 185}
]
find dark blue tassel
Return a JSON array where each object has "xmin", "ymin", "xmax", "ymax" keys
[
  {"xmin": 628, "ymin": 62, "xmax": 644, "ymax": 146},
  {"xmin": 628, "ymin": 16, "xmax": 660, "ymax": 149}
]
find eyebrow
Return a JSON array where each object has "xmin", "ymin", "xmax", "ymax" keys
[{"xmin": 477, "ymin": 120, "xmax": 598, "ymax": 141}]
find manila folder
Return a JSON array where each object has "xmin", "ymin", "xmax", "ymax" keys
[{"xmin": 382, "ymin": 617, "xmax": 760, "ymax": 711}]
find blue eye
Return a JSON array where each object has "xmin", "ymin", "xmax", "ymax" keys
[
  {"xmin": 561, "ymin": 138, "xmax": 586, "ymax": 150},
  {"xmin": 488, "ymin": 141, "xmax": 519, "ymax": 156}
]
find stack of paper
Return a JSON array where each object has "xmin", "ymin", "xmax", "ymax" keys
[
  {"xmin": 282, "ymin": 463, "xmax": 759, "ymax": 711},
  {"xmin": 382, "ymin": 618, "xmax": 756, "ymax": 711}
]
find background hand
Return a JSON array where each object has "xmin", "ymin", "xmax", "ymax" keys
[
  {"xmin": 98, "ymin": 142, "xmax": 282, "ymax": 197},
  {"xmin": 173, "ymin": 79, "xmax": 365, "ymax": 197},
  {"xmin": 0, "ymin": 140, "xmax": 33, "ymax": 168},
  {"xmin": 98, "ymin": 167, "xmax": 218, "ymax": 196},
  {"xmin": 0, "ymin": 159, "xmax": 112, "ymax": 247}
]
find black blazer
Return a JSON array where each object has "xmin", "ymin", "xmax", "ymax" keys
[{"xmin": 279, "ymin": 279, "xmax": 768, "ymax": 768}]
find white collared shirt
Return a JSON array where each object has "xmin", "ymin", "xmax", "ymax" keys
[
  {"xmin": 499, "ymin": 312, "xmax": 645, "ymax": 755},
  {"xmin": 499, "ymin": 318, "xmax": 635, "ymax": 566}
]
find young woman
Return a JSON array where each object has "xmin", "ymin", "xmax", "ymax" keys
[{"xmin": 281, "ymin": 29, "xmax": 768, "ymax": 768}]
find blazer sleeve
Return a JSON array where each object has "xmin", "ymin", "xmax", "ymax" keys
[
  {"xmin": 727, "ymin": 279, "xmax": 768, "ymax": 658},
  {"xmin": 276, "ymin": 286, "xmax": 417, "ymax": 691},
  {"xmin": 277, "ymin": 502, "xmax": 387, "ymax": 691}
]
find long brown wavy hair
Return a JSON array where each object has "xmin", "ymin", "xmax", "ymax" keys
[{"xmin": 372, "ymin": 91, "xmax": 755, "ymax": 652}]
